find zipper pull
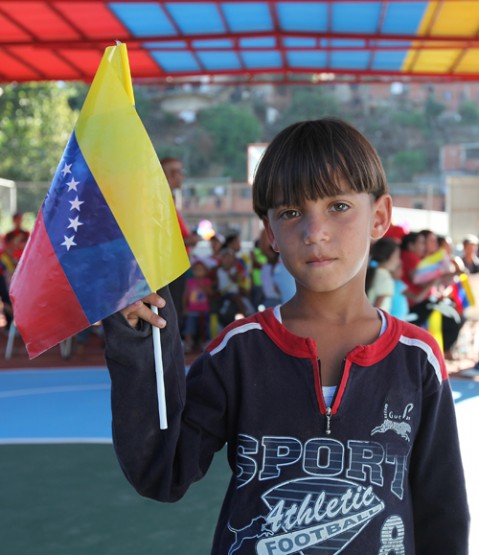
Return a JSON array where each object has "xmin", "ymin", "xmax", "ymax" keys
[{"xmin": 325, "ymin": 407, "xmax": 332, "ymax": 435}]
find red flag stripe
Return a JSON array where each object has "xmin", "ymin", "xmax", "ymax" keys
[{"xmin": 10, "ymin": 210, "xmax": 91, "ymax": 358}]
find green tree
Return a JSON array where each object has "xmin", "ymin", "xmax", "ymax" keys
[
  {"xmin": 274, "ymin": 86, "xmax": 342, "ymax": 132},
  {"xmin": 197, "ymin": 104, "xmax": 261, "ymax": 181},
  {"xmin": 0, "ymin": 82, "xmax": 80, "ymax": 181},
  {"xmin": 389, "ymin": 150, "xmax": 427, "ymax": 182},
  {"xmin": 424, "ymin": 95, "xmax": 445, "ymax": 121},
  {"xmin": 391, "ymin": 108, "xmax": 425, "ymax": 129},
  {"xmin": 458, "ymin": 99, "xmax": 479, "ymax": 124},
  {"xmin": 0, "ymin": 82, "xmax": 81, "ymax": 211}
]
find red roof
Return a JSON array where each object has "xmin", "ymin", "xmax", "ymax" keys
[{"xmin": 1, "ymin": 1, "xmax": 479, "ymax": 84}]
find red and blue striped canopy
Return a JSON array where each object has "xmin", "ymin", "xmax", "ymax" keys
[{"xmin": 1, "ymin": 0, "xmax": 479, "ymax": 84}]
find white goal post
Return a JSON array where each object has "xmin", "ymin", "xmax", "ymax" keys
[{"xmin": 0, "ymin": 177, "xmax": 17, "ymax": 220}]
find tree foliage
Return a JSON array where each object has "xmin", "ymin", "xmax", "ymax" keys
[
  {"xmin": 458, "ymin": 99, "xmax": 479, "ymax": 124},
  {"xmin": 2, "ymin": 80, "xmax": 479, "ymax": 204},
  {"xmin": 0, "ymin": 82, "xmax": 81, "ymax": 181},
  {"xmin": 389, "ymin": 150, "xmax": 427, "ymax": 182},
  {"xmin": 0, "ymin": 82, "xmax": 85, "ymax": 212},
  {"xmin": 273, "ymin": 86, "xmax": 342, "ymax": 133},
  {"xmin": 197, "ymin": 104, "xmax": 261, "ymax": 181}
]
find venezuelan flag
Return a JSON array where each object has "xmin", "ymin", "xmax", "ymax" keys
[
  {"xmin": 450, "ymin": 273, "xmax": 475, "ymax": 315},
  {"xmin": 427, "ymin": 309, "xmax": 443, "ymax": 353},
  {"xmin": 413, "ymin": 249, "xmax": 450, "ymax": 285},
  {"xmin": 10, "ymin": 43, "xmax": 189, "ymax": 358}
]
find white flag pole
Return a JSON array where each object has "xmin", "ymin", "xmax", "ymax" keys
[{"xmin": 151, "ymin": 305, "xmax": 168, "ymax": 429}]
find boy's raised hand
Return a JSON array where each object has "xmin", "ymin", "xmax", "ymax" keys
[{"xmin": 121, "ymin": 292, "xmax": 167, "ymax": 330}]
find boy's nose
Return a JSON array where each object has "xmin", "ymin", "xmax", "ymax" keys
[{"xmin": 303, "ymin": 214, "xmax": 329, "ymax": 244}]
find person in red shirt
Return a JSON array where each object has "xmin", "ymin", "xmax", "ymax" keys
[
  {"xmin": 400, "ymin": 230, "xmax": 462, "ymax": 355},
  {"xmin": 400, "ymin": 232, "xmax": 428, "ymax": 306},
  {"xmin": 400, "ymin": 231, "xmax": 442, "ymax": 325},
  {"xmin": 5, "ymin": 212, "xmax": 30, "ymax": 260},
  {"xmin": 160, "ymin": 158, "xmax": 200, "ymax": 330}
]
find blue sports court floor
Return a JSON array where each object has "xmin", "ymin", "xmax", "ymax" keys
[
  {"xmin": 0, "ymin": 368, "xmax": 112, "ymax": 444},
  {"xmin": 0, "ymin": 367, "xmax": 477, "ymax": 553}
]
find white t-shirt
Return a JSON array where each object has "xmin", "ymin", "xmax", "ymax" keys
[
  {"xmin": 367, "ymin": 267, "xmax": 394, "ymax": 313},
  {"xmin": 261, "ymin": 263, "xmax": 282, "ymax": 301}
]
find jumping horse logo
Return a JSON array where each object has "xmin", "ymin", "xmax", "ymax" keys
[{"xmin": 371, "ymin": 403, "xmax": 413, "ymax": 442}]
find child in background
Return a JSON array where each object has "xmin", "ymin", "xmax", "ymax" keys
[
  {"xmin": 366, "ymin": 237, "xmax": 401, "ymax": 313},
  {"xmin": 0, "ymin": 234, "xmax": 22, "ymax": 330},
  {"xmin": 400, "ymin": 231, "xmax": 434, "ymax": 322},
  {"xmin": 216, "ymin": 248, "xmax": 254, "ymax": 326},
  {"xmin": 104, "ymin": 118, "xmax": 469, "ymax": 554},
  {"xmin": 202, "ymin": 233, "xmax": 224, "ymax": 271},
  {"xmin": 250, "ymin": 231, "xmax": 268, "ymax": 309},
  {"xmin": 259, "ymin": 248, "xmax": 282, "ymax": 308},
  {"xmin": 222, "ymin": 231, "xmax": 251, "ymax": 296},
  {"xmin": 182, "ymin": 259, "xmax": 212, "ymax": 352},
  {"xmin": 462, "ymin": 234, "xmax": 479, "ymax": 274},
  {"xmin": 272, "ymin": 254, "xmax": 296, "ymax": 304},
  {"xmin": 390, "ymin": 263, "xmax": 410, "ymax": 320}
]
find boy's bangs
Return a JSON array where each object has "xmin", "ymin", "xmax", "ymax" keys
[
  {"xmin": 268, "ymin": 158, "xmax": 346, "ymax": 209},
  {"xmin": 253, "ymin": 119, "xmax": 388, "ymax": 217}
]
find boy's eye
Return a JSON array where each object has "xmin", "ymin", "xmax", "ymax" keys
[
  {"xmin": 279, "ymin": 209, "xmax": 301, "ymax": 220},
  {"xmin": 330, "ymin": 201, "xmax": 350, "ymax": 212}
]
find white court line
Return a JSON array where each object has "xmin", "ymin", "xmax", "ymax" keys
[
  {"xmin": 0, "ymin": 384, "xmax": 110, "ymax": 399},
  {"xmin": 0, "ymin": 437, "xmax": 112, "ymax": 445},
  {"xmin": 0, "ymin": 366, "xmax": 107, "ymax": 375}
]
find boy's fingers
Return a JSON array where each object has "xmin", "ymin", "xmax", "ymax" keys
[
  {"xmin": 137, "ymin": 302, "xmax": 167, "ymax": 329},
  {"xmin": 142, "ymin": 292, "xmax": 166, "ymax": 309},
  {"xmin": 121, "ymin": 293, "xmax": 167, "ymax": 329}
]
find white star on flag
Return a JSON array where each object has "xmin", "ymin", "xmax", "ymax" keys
[
  {"xmin": 66, "ymin": 177, "xmax": 80, "ymax": 192},
  {"xmin": 61, "ymin": 235, "xmax": 77, "ymax": 251},
  {"xmin": 67, "ymin": 216, "xmax": 83, "ymax": 232},
  {"xmin": 69, "ymin": 196, "xmax": 84, "ymax": 211},
  {"xmin": 61, "ymin": 163, "xmax": 72, "ymax": 177}
]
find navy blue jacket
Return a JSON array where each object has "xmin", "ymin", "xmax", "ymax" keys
[{"xmin": 105, "ymin": 287, "xmax": 469, "ymax": 554}]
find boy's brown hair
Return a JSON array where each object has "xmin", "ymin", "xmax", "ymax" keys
[{"xmin": 252, "ymin": 118, "xmax": 388, "ymax": 218}]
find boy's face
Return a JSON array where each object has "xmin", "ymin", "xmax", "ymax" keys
[{"xmin": 263, "ymin": 183, "xmax": 391, "ymax": 295}]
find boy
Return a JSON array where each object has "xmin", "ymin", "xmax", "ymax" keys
[{"xmin": 104, "ymin": 119, "xmax": 469, "ymax": 554}]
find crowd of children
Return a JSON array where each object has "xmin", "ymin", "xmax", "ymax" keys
[
  {"xmin": 366, "ymin": 226, "xmax": 479, "ymax": 358},
  {"xmin": 178, "ymin": 222, "xmax": 479, "ymax": 360},
  {"xmin": 2, "ymin": 207, "xmax": 479, "ymax": 366},
  {"xmin": 1, "ymin": 179, "xmax": 479, "ymax": 368},
  {"xmin": 179, "ymin": 228, "xmax": 296, "ymax": 352}
]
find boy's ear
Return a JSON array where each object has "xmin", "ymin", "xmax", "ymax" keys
[
  {"xmin": 371, "ymin": 194, "xmax": 393, "ymax": 240},
  {"xmin": 262, "ymin": 217, "xmax": 278, "ymax": 252}
]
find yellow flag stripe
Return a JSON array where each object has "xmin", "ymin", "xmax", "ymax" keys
[{"xmin": 74, "ymin": 44, "xmax": 189, "ymax": 290}]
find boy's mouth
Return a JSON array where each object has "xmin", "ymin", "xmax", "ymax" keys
[{"xmin": 306, "ymin": 256, "xmax": 335, "ymax": 266}]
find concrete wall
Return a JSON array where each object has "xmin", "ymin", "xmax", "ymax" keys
[
  {"xmin": 391, "ymin": 206, "xmax": 449, "ymax": 237},
  {"xmin": 446, "ymin": 175, "xmax": 479, "ymax": 243}
]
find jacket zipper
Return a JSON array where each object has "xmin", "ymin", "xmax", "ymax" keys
[
  {"xmin": 320, "ymin": 358, "xmax": 346, "ymax": 436},
  {"xmin": 325, "ymin": 407, "xmax": 332, "ymax": 435}
]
